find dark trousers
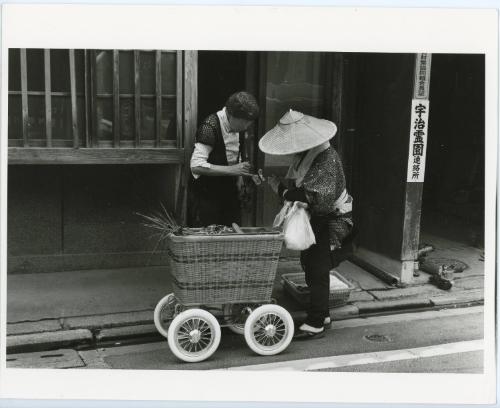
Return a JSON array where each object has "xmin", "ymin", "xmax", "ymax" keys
[
  {"xmin": 197, "ymin": 192, "xmax": 241, "ymax": 227},
  {"xmin": 300, "ymin": 217, "xmax": 345, "ymax": 328},
  {"xmin": 188, "ymin": 184, "xmax": 241, "ymax": 227}
]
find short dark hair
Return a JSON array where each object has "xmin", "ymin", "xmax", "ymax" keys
[{"xmin": 225, "ymin": 91, "xmax": 259, "ymax": 120}]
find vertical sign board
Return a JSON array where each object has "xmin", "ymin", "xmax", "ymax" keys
[
  {"xmin": 406, "ymin": 99, "xmax": 430, "ymax": 182},
  {"xmin": 407, "ymin": 53, "xmax": 431, "ymax": 182}
]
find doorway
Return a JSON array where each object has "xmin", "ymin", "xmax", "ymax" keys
[
  {"xmin": 421, "ymin": 54, "xmax": 485, "ymax": 249},
  {"xmin": 197, "ymin": 51, "xmax": 247, "ymax": 123}
]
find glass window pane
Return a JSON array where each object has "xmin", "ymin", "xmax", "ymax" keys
[
  {"xmin": 161, "ymin": 97, "xmax": 176, "ymax": 140},
  {"xmin": 120, "ymin": 97, "xmax": 134, "ymax": 140},
  {"xmin": 8, "ymin": 95, "xmax": 22, "ymax": 140},
  {"xmin": 28, "ymin": 95, "xmax": 46, "ymax": 140},
  {"xmin": 140, "ymin": 98, "xmax": 155, "ymax": 140},
  {"xmin": 119, "ymin": 51, "xmax": 134, "ymax": 94},
  {"xmin": 140, "ymin": 52, "xmax": 155, "ymax": 95},
  {"xmin": 161, "ymin": 52, "xmax": 176, "ymax": 95},
  {"xmin": 51, "ymin": 49, "xmax": 70, "ymax": 93},
  {"xmin": 264, "ymin": 52, "xmax": 326, "ymax": 167},
  {"xmin": 77, "ymin": 96, "xmax": 85, "ymax": 145},
  {"xmin": 9, "ymin": 49, "xmax": 21, "ymax": 91},
  {"xmin": 96, "ymin": 97, "xmax": 113, "ymax": 140},
  {"xmin": 96, "ymin": 50, "xmax": 113, "ymax": 94},
  {"xmin": 75, "ymin": 50, "xmax": 85, "ymax": 95},
  {"xmin": 261, "ymin": 52, "xmax": 327, "ymax": 226},
  {"xmin": 27, "ymin": 49, "xmax": 45, "ymax": 92},
  {"xmin": 52, "ymin": 96, "xmax": 72, "ymax": 140}
]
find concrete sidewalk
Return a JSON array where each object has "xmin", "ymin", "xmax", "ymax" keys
[{"xmin": 6, "ymin": 235, "xmax": 484, "ymax": 353}]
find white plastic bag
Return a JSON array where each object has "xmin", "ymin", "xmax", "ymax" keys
[
  {"xmin": 273, "ymin": 201, "xmax": 292, "ymax": 228},
  {"xmin": 283, "ymin": 201, "xmax": 316, "ymax": 251},
  {"xmin": 329, "ymin": 273, "xmax": 349, "ymax": 290}
]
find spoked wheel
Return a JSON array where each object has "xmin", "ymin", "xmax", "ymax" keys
[
  {"xmin": 167, "ymin": 309, "xmax": 221, "ymax": 363},
  {"xmin": 223, "ymin": 303, "xmax": 254, "ymax": 335},
  {"xmin": 153, "ymin": 293, "xmax": 180, "ymax": 338},
  {"xmin": 244, "ymin": 304, "xmax": 294, "ymax": 356}
]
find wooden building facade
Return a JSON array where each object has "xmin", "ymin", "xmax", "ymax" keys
[{"xmin": 7, "ymin": 49, "xmax": 485, "ymax": 284}]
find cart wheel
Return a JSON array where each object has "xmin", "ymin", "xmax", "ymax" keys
[
  {"xmin": 153, "ymin": 293, "xmax": 179, "ymax": 338},
  {"xmin": 223, "ymin": 303, "xmax": 254, "ymax": 335},
  {"xmin": 244, "ymin": 304, "xmax": 294, "ymax": 356},
  {"xmin": 167, "ymin": 309, "xmax": 221, "ymax": 363}
]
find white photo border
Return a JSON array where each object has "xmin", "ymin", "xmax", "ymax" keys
[{"xmin": 0, "ymin": 3, "xmax": 497, "ymax": 406}]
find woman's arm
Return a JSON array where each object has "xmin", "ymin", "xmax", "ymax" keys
[
  {"xmin": 192, "ymin": 162, "xmax": 253, "ymax": 177},
  {"xmin": 280, "ymin": 184, "xmax": 308, "ymax": 202},
  {"xmin": 190, "ymin": 142, "xmax": 253, "ymax": 177},
  {"xmin": 268, "ymin": 175, "xmax": 309, "ymax": 203}
]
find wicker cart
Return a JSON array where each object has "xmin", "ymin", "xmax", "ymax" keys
[{"xmin": 153, "ymin": 227, "xmax": 294, "ymax": 363}]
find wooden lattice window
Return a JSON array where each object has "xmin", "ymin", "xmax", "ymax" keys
[
  {"xmin": 8, "ymin": 49, "xmax": 85, "ymax": 148},
  {"xmin": 90, "ymin": 50, "xmax": 182, "ymax": 148},
  {"xmin": 8, "ymin": 48, "xmax": 186, "ymax": 159}
]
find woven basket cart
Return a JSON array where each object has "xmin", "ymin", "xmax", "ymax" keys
[{"xmin": 166, "ymin": 229, "xmax": 284, "ymax": 306}]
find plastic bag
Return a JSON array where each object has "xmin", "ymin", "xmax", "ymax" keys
[
  {"xmin": 283, "ymin": 201, "xmax": 316, "ymax": 251},
  {"xmin": 273, "ymin": 201, "xmax": 292, "ymax": 228},
  {"xmin": 329, "ymin": 274, "xmax": 349, "ymax": 290}
]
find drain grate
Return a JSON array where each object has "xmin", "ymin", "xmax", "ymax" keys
[{"xmin": 364, "ymin": 334, "xmax": 392, "ymax": 343}]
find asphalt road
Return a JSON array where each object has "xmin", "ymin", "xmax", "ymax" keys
[{"xmin": 76, "ymin": 305, "xmax": 484, "ymax": 373}]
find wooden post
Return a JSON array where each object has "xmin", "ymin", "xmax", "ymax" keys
[
  {"xmin": 243, "ymin": 51, "xmax": 259, "ymax": 227},
  {"xmin": 255, "ymin": 52, "xmax": 267, "ymax": 227},
  {"xmin": 173, "ymin": 51, "xmax": 184, "ymax": 216},
  {"xmin": 20, "ymin": 49, "xmax": 29, "ymax": 147},
  {"xmin": 112, "ymin": 50, "xmax": 120, "ymax": 147},
  {"xmin": 44, "ymin": 49, "xmax": 52, "ymax": 147},
  {"xmin": 90, "ymin": 50, "xmax": 98, "ymax": 147},
  {"xmin": 134, "ymin": 50, "xmax": 141, "ymax": 147},
  {"xmin": 181, "ymin": 50, "xmax": 198, "ymax": 225},
  {"xmin": 84, "ymin": 50, "xmax": 90, "ymax": 147},
  {"xmin": 330, "ymin": 53, "xmax": 345, "ymax": 156},
  {"xmin": 176, "ymin": 50, "xmax": 183, "ymax": 149},
  {"xmin": 69, "ymin": 49, "xmax": 79, "ymax": 148},
  {"xmin": 155, "ymin": 50, "xmax": 162, "ymax": 147},
  {"xmin": 400, "ymin": 53, "xmax": 432, "ymax": 283}
]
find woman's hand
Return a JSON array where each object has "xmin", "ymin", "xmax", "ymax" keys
[
  {"xmin": 230, "ymin": 161, "xmax": 253, "ymax": 176},
  {"xmin": 267, "ymin": 174, "xmax": 281, "ymax": 194}
]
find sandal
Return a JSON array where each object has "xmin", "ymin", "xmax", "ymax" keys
[{"xmin": 293, "ymin": 324, "xmax": 325, "ymax": 340}]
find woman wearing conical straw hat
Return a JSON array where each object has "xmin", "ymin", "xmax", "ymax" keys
[{"xmin": 259, "ymin": 110, "xmax": 354, "ymax": 340}]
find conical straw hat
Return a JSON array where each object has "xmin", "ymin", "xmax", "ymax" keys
[{"xmin": 258, "ymin": 110, "xmax": 337, "ymax": 155}]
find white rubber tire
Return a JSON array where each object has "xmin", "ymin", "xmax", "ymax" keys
[
  {"xmin": 244, "ymin": 304, "xmax": 294, "ymax": 356},
  {"xmin": 223, "ymin": 303, "xmax": 254, "ymax": 335},
  {"xmin": 153, "ymin": 293, "xmax": 178, "ymax": 338},
  {"xmin": 167, "ymin": 309, "xmax": 221, "ymax": 363}
]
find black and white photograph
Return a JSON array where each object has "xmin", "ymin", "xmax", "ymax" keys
[{"xmin": 0, "ymin": 4, "xmax": 497, "ymax": 406}]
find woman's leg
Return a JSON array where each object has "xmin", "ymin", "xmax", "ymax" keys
[{"xmin": 300, "ymin": 219, "xmax": 332, "ymax": 329}]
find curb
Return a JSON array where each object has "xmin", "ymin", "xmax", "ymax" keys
[
  {"xmin": 354, "ymin": 298, "xmax": 433, "ymax": 314},
  {"xmin": 6, "ymin": 295, "xmax": 484, "ymax": 354},
  {"xmin": 7, "ymin": 329, "xmax": 93, "ymax": 354}
]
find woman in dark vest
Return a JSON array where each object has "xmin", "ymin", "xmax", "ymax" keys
[{"xmin": 188, "ymin": 91, "xmax": 259, "ymax": 227}]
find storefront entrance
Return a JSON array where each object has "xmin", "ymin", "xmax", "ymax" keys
[{"xmin": 420, "ymin": 54, "xmax": 485, "ymax": 250}]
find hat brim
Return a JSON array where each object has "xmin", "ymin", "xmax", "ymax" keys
[{"xmin": 259, "ymin": 117, "xmax": 337, "ymax": 155}]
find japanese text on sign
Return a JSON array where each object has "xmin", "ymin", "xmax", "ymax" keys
[
  {"xmin": 407, "ymin": 99, "xmax": 430, "ymax": 182},
  {"xmin": 415, "ymin": 53, "xmax": 432, "ymax": 99}
]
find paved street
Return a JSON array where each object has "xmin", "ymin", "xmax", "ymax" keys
[{"xmin": 7, "ymin": 306, "xmax": 484, "ymax": 373}]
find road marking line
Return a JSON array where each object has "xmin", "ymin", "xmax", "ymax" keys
[{"xmin": 223, "ymin": 339, "xmax": 484, "ymax": 371}]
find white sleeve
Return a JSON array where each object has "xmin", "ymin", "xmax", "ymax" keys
[{"xmin": 190, "ymin": 143, "xmax": 214, "ymax": 179}]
